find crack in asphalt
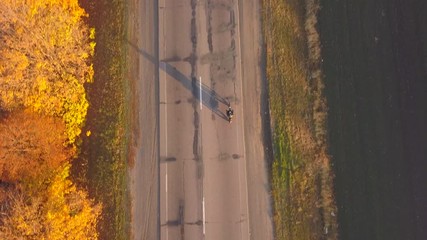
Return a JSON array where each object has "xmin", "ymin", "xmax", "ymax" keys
[{"xmin": 190, "ymin": 0, "xmax": 200, "ymax": 164}]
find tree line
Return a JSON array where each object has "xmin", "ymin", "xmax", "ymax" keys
[{"xmin": 0, "ymin": 0, "xmax": 100, "ymax": 238}]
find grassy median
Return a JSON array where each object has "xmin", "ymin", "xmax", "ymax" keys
[
  {"xmin": 262, "ymin": 0, "xmax": 337, "ymax": 239},
  {"xmin": 73, "ymin": 0, "xmax": 130, "ymax": 239}
]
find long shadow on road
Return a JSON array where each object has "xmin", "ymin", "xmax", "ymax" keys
[{"xmin": 128, "ymin": 40, "xmax": 230, "ymax": 121}]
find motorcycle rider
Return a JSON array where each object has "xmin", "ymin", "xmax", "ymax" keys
[{"xmin": 226, "ymin": 106, "xmax": 234, "ymax": 122}]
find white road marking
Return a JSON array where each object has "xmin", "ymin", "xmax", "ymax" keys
[
  {"xmin": 200, "ymin": 103, "xmax": 205, "ymax": 236},
  {"xmin": 161, "ymin": 1, "xmax": 169, "ymax": 240},
  {"xmin": 165, "ymin": 167, "xmax": 168, "ymax": 239},
  {"xmin": 202, "ymin": 196, "xmax": 206, "ymax": 235}
]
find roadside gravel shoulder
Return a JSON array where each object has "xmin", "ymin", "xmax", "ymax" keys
[
  {"xmin": 127, "ymin": 0, "xmax": 160, "ymax": 239},
  {"xmin": 238, "ymin": 1, "xmax": 275, "ymax": 239}
]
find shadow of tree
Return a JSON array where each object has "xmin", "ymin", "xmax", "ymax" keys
[{"xmin": 127, "ymin": 40, "xmax": 230, "ymax": 121}]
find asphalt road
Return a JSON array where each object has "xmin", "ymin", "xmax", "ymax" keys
[
  {"xmin": 129, "ymin": 0, "xmax": 274, "ymax": 239},
  {"xmin": 159, "ymin": 0, "xmax": 250, "ymax": 239}
]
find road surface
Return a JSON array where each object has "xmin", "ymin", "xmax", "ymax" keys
[{"xmin": 128, "ymin": 0, "xmax": 274, "ymax": 239}]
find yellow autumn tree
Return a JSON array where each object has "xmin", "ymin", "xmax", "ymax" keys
[
  {"xmin": 0, "ymin": 0, "xmax": 95, "ymax": 144},
  {"xmin": 44, "ymin": 163, "xmax": 101, "ymax": 240},
  {"xmin": 0, "ymin": 163, "xmax": 102, "ymax": 239}
]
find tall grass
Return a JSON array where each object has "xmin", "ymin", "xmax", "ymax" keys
[
  {"xmin": 262, "ymin": 0, "xmax": 337, "ymax": 239},
  {"xmin": 72, "ymin": 0, "xmax": 130, "ymax": 239}
]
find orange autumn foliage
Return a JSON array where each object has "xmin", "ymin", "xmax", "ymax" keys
[
  {"xmin": 0, "ymin": 111, "xmax": 73, "ymax": 182},
  {"xmin": 0, "ymin": 0, "xmax": 102, "ymax": 238}
]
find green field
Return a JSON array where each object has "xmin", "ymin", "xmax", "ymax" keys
[
  {"xmin": 72, "ymin": 0, "xmax": 131, "ymax": 239},
  {"xmin": 262, "ymin": 0, "xmax": 337, "ymax": 239}
]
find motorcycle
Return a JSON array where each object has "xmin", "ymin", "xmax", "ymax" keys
[{"xmin": 226, "ymin": 106, "xmax": 234, "ymax": 123}]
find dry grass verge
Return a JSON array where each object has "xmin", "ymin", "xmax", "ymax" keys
[
  {"xmin": 262, "ymin": 0, "xmax": 337, "ymax": 239},
  {"xmin": 72, "ymin": 0, "xmax": 130, "ymax": 239}
]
